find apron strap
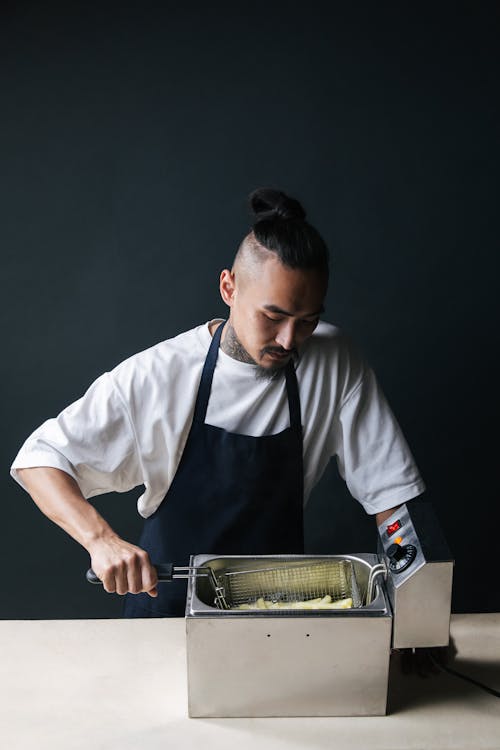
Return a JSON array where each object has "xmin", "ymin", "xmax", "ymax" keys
[
  {"xmin": 192, "ymin": 321, "xmax": 225, "ymax": 425},
  {"xmin": 285, "ymin": 361, "xmax": 302, "ymax": 434},
  {"xmin": 193, "ymin": 319, "xmax": 302, "ymax": 434}
]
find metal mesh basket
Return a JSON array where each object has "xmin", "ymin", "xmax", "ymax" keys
[{"xmin": 216, "ymin": 559, "xmax": 363, "ymax": 609}]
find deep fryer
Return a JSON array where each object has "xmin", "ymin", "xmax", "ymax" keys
[{"xmin": 184, "ymin": 501, "xmax": 453, "ymax": 717}]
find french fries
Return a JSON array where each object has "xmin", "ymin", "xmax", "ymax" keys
[{"xmin": 236, "ymin": 594, "xmax": 353, "ymax": 610}]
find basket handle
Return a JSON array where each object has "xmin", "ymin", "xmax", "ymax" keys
[{"xmin": 85, "ymin": 563, "xmax": 175, "ymax": 585}]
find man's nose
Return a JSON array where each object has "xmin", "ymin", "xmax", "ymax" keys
[{"xmin": 275, "ymin": 321, "xmax": 297, "ymax": 351}]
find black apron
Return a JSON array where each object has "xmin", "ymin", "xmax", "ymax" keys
[{"xmin": 123, "ymin": 321, "xmax": 304, "ymax": 617}]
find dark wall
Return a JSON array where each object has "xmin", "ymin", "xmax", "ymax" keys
[{"xmin": 2, "ymin": 2, "xmax": 498, "ymax": 618}]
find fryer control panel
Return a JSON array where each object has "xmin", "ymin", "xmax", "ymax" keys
[
  {"xmin": 377, "ymin": 502, "xmax": 454, "ymax": 648},
  {"xmin": 377, "ymin": 505, "xmax": 425, "ymax": 584}
]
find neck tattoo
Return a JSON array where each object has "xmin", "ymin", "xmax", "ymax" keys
[{"xmin": 220, "ymin": 323, "xmax": 257, "ymax": 365}]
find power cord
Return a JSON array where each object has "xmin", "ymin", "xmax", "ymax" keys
[{"xmin": 428, "ymin": 652, "xmax": 500, "ymax": 698}]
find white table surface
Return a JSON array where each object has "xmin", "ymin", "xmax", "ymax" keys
[{"xmin": 1, "ymin": 613, "xmax": 499, "ymax": 750}]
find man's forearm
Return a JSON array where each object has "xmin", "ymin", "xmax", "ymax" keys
[
  {"xmin": 375, "ymin": 505, "xmax": 401, "ymax": 527},
  {"xmin": 17, "ymin": 466, "xmax": 158, "ymax": 596},
  {"xmin": 16, "ymin": 466, "xmax": 119, "ymax": 551}
]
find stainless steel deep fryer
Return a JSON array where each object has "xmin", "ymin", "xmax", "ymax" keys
[{"xmin": 184, "ymin": 502, "xmax": 453, "ymax": 717}]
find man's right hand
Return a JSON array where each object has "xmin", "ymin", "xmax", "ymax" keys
[{"xmin": 87, "ymin": 537, "xmax": 159, "ymax": 597}]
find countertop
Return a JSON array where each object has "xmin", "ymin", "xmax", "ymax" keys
[{"xmin": 1, "ymin": 614, "xmax": 499, "ymax": 750}]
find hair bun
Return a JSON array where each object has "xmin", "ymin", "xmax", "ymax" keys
[{"xmin": 249, "ymin": 187, "xmax": 306, "ymax": 222}]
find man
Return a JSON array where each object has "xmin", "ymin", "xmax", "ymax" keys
[{"xmin": 11, "ymin": 187, "xmax": 425, "ymax": 616}]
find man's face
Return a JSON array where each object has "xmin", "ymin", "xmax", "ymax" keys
[{"xmin": 220, "ymin": 255, "xmax": 327, "ymax": 370}]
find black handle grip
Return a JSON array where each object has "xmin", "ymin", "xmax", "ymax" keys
[
  {"xmin": 86, "ymin": 568, "xmax": 103, "ymax": 584},
  {"xmin": 85, "ymin": 563, "xmax": 175, "ymax": 585},
  {"xmin": 155, "ymin": 563, "xmax": 175, "ymax": 581}
]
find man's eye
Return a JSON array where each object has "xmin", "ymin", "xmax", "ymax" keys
[
  {"xmin": 264, "ymin": 314, "xmax": 284, "ymax": 322},
  {"xmin": 301, "ymin": 318, "xmax": 319, "ymax": 327}
]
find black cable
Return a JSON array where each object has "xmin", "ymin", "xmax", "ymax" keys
[{"xmin": 429, "ymin": 653, "xmax": 500, "ymax": 698}]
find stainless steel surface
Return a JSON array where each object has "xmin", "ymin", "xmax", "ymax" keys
[
  {"xmin": 367, "ymin": 563, "xmax": 387, "ymax": 604},
  {"xmin": 378, "ymin": 504, "xmax": 454, "ymax": 648},
  {"xmin": 185, "ymin": 553, "xmax": 392, "ymax": 717},
  {"xmin": 186, "ymin": 603, "xmax": 392, "ymax": 717},
  {"xmin": 389, "ymin": 562, "xmax": 453, "ymax": 648}
]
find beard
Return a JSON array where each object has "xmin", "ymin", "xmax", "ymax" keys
[
  {"xmin": 220, "ymin": 323, "xmax": 297, "ymax": 381},
  {"xmin": 254, "ymin": 346, "xmax": 298, "ymax": 380}
]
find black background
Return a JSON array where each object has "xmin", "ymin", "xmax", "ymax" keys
[{"xmin": 2, "ymin": 2, "xmax": 498, "ymax": 618}]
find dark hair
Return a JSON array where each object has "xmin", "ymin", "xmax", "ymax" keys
[{"xmin": 248, "ymin": 187, "xmax": 329, "ymax": 279}]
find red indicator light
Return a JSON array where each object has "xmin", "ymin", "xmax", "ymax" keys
[{"xmin": 387, "ymin": 520, "xmax": 402, "ymax": 536}]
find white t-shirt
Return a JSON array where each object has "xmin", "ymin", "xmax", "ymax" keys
[{"xmin": 10, "ymin": 320, "xmax": 425, "ymax": 517}]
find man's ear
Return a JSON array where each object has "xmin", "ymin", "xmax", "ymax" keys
[{"xmin": 219, "ymin": 268, "xmax": 236, "ymax": 306}]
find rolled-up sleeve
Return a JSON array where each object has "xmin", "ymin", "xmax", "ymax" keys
[
  {"xmin": 10, "ymin": 372, "xmax": 143, "ymax": 499},
  {"xmin": 332, "ymin": 369, "xmax": 426, "ymax": 514}
]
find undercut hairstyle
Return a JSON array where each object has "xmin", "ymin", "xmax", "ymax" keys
[{"xmin": 238, "ymin": 187, "xmax": 330, "ymax": 281}]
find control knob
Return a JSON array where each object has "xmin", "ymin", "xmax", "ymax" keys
[{"xmin": 386, "ymin": 542, "xmax": 417, "ymax": 573}]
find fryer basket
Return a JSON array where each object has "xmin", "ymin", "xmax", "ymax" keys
[{"xmin": 218, "ymin": 559, "xmax": 363, "ymax": 608}]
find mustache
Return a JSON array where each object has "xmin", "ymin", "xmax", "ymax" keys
[{"xmin": 261, "ymin": 346, "xmax": 298, "ymax": 358}]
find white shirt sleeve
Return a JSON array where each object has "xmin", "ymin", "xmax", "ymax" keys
[
  {"xmin": 10, "ymin": 372, "xmax": 144, "ymax": 499},
  {"xmin": 332, "ymin": 368, "xmax": 426, "ymax": 514},
  {"xmin": 10, "ymin": 321, "xmax": 425, "ymax": 518}
]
